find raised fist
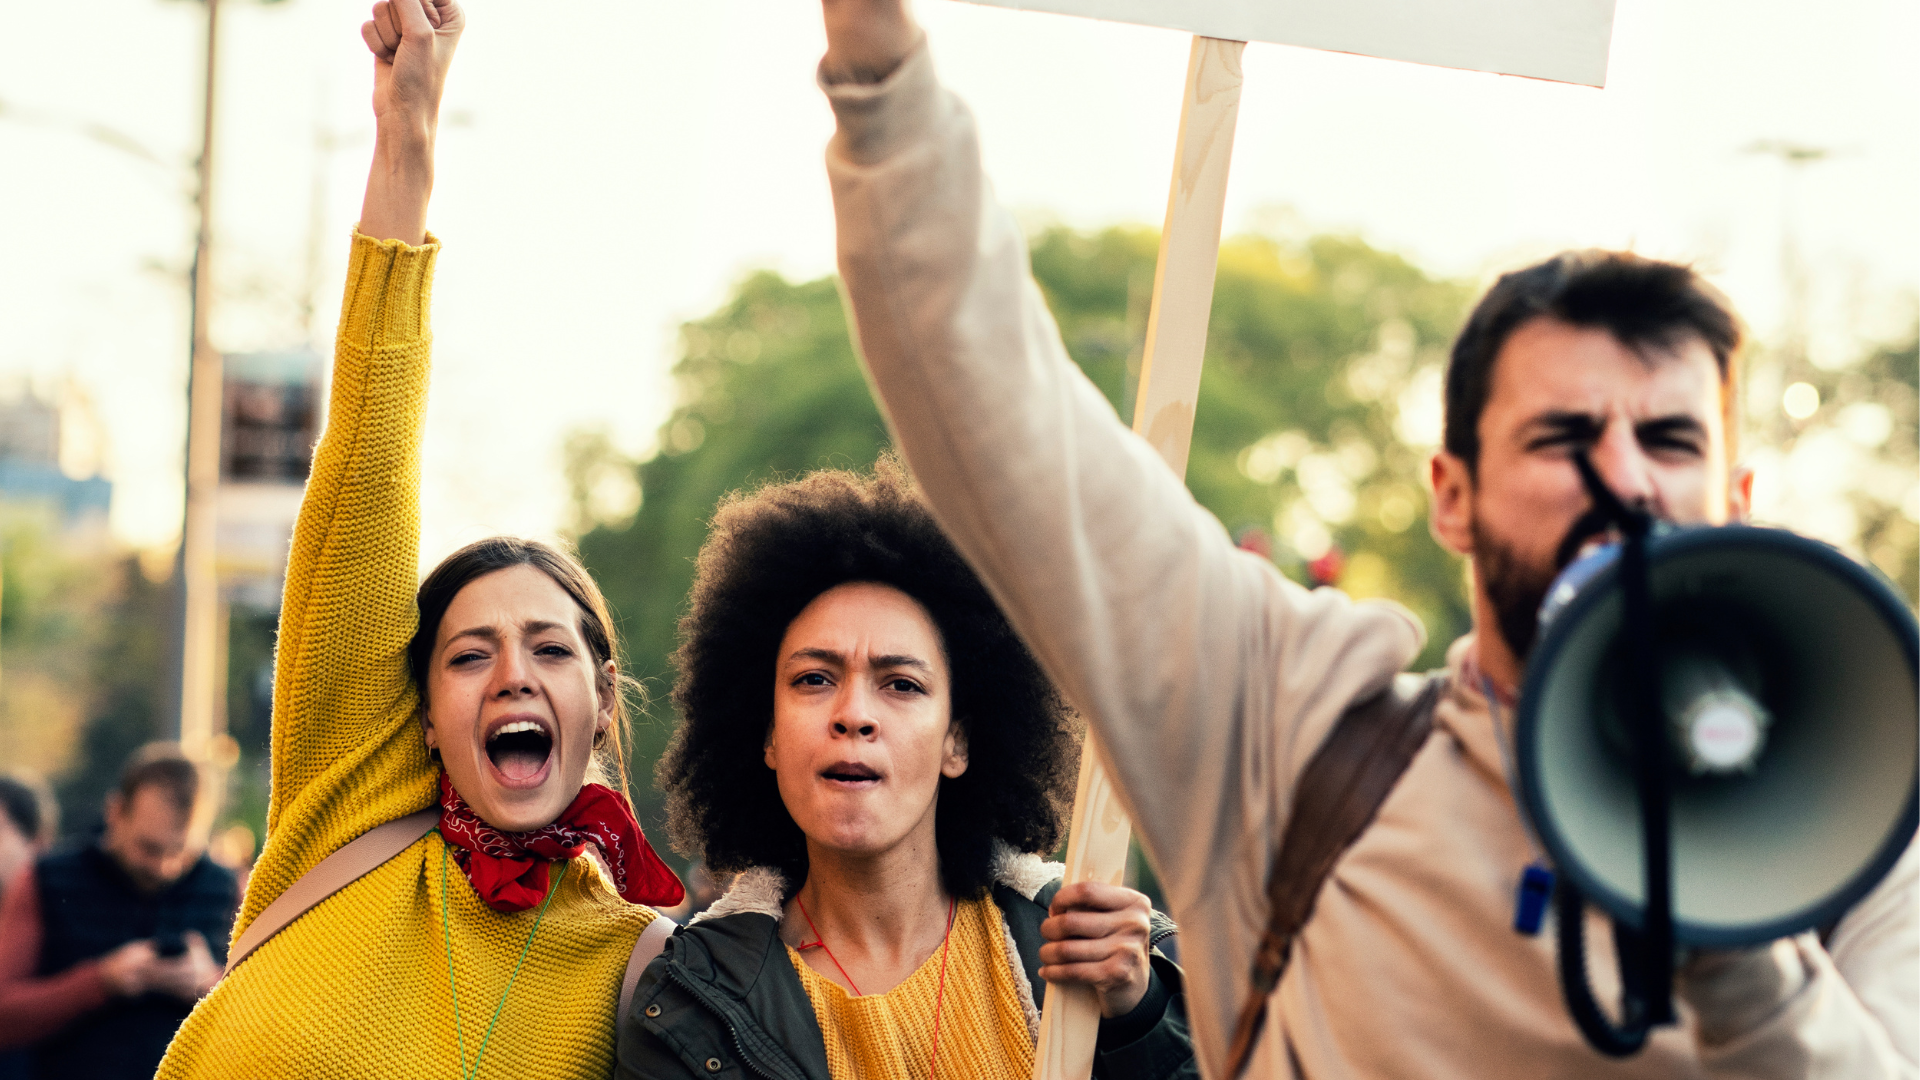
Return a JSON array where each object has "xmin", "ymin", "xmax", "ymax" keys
[
  {"xmin": 819, "ymin": 0, "xmax": 918, "ymax": 85},
  {"xmin": 361, "ymin": 0, "xmax": 464, "ymax": 140}
]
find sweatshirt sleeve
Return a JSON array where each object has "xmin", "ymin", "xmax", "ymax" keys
[
  {"xmin": 0, "ymin": 865, "xmax": 113, "ymax": 1049},
  {"xmin": 822, "ymin": 44, "xmax": 1422, "ymax": 1071},
  {"xmin": 233, "ymin": 230, "xmax": 442, "ymax": 939},
  {"xmin": 1095, "ymin": 956, "xmax": 1198, "ymax": 1080},
  {"xmin": 1684, "ymin": 838, "xmax": 1919, "ymax": 1079}
]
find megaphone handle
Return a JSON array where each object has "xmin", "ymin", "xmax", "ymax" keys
[
  {"xmin": 1558, "ymin": 453, "xmax": 1678, "ymax": 1055},
  {"xmin": 1620, "ymin": 521, "xmax": 1678, "ymax": 1027},
  {"xmin": 1554, "ymin": 878, "xmax": 1651, "ymax": 1056}
]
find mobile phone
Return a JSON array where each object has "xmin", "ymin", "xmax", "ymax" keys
[{"xmin": 153, "ymin": 932, "xmax": 187, "ymax": 959}]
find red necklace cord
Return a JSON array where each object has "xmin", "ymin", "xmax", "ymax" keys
[
  {"xmin": 795, "ymin": 894, "xmax": 864, "ymax": 997},
  {"xmin": 794, "ymin": 894, "xmax": 961, "ymax": 1080},
  {"xmin": 926, "ymin": 897, "xmax": 958, "ymax": 1080}
]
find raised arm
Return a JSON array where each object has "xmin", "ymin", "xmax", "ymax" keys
[
  {"xmin": 235, "ymin": 0, "xmax": 463, "ymax": 937},
  {"xmin": 817, "ymin": 7, "xmax": 1421, "ymax": 926}
]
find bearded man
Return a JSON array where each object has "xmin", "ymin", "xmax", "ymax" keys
[{"xmin": 806, "ymin": 1, "xmax": 1917, "ymax": 1076}]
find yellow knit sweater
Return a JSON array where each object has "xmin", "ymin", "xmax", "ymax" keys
[
  {"xmin": 156, "ymin": 232, "xmax": 655, "ymax": 1079},
  {"xmin": 788, "ymin": 896, "xmax": 1035, "ymax": 1080}
]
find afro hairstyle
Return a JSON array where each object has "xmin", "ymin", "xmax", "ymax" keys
[{"xmin": 657, "ymin": 455, "xmax": 1080, "ymax": 899}]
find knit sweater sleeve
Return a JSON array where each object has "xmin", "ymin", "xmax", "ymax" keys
[{"xmin": 233, "ymin": 230, "xmax": 441, "ymax": 938}]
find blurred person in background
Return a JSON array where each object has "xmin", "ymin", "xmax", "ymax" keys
[
  {"xmin": 683, "ymin": 861, "xmax": 723, "ymax": 916},
  {"xmin": 0, "ymin": 744, "xmax": 235, "ymax": 1080},
  {"xmin": 154, "ymin": 2, "xmax": 681, "ymax": 1077},
  {"xmin": 0, "ymin": 774, "xmax": 58, "ymax": 1080},
  {"xmin": 655, "ymin": 860, "xmax": 723, "ymax": 923},
  {"xmin": 0, "ymin": 774, "xmax": 57, "ymax": 891}
]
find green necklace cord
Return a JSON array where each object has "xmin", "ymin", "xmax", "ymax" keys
[{"xmin": 439, "ymin": 835, "xmax": 566, "ymax": 1080}]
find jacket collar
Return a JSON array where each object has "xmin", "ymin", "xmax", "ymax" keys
[
  {"xmin": 692, "ymin": 865, "xmax": 787, "ymax": 924},
  {"xmin": 693, "ymin": 841, "xmax": 1062, "ymax": 925},
  {"xmin": 654, "ymin": 842, "xmax": 1061, "ymax": 1079}
]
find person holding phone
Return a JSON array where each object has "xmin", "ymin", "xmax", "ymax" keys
[{"xmin": 0, "ymin": 745, "xmax": 234, "ymax": 1079}]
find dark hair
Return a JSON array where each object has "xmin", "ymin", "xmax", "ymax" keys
[
  {"xmin": 659, "ymin": 456, "xmax": 1079, "ymax": 899},
  {"xmin": 117, "ymin": 743, "xmax": 199, "ymax": 817},
  {"xmin": 1444, "ymin": 250, "xmax": 1745, "ymax": 472},
  {"xmin": 407, "ymin": 537, "xmax": 635, "ymax": 799},
  {"xmin": 0, "ymin": 774, "xmax": 54, "ymax": 845}
]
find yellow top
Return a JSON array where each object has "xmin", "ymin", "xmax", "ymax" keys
[
  {"xmin": 156, "ymin": 231, "xmax": 655, "ymax": 1079},
  {"xmin": 788, "ymin": 896, "xmax": 1035, "ymax": 1080}
]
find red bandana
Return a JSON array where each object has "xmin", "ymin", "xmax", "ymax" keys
[{"xmin": 437, "ymin": 774, "xmax": 685, "ymax": 913}]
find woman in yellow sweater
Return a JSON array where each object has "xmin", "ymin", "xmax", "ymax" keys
[{"xmin": 157, "ymin": 2, "xmax": 679, "ymax": 1076}]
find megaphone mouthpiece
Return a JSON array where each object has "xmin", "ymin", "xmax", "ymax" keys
[
  {"xmin": 1674, "ymin": 689, "xmax": 1769, "ymax": 775},
  {"xmin": 1661, "ymin": 649, "xmax": 1771, "ymax": 776}
]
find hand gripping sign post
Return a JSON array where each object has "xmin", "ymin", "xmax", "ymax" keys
[{"xmin": 940, "ymin": 3, "xmax": 1618, "ymax": 1078}]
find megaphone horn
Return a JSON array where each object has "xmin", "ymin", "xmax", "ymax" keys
[{"xmin": 1514, "ymin": 454, "xmax": 1919, "ymax": 1057}]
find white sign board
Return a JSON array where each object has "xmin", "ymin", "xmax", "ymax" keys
[{"xmin": 951, "ymin": 0, "xmax": 1617, "ymax": 86}]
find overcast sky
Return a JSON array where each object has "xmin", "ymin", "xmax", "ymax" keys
[{"xmin": 1, "ymin": 0, "xmax": 1914, "ymax": 564}]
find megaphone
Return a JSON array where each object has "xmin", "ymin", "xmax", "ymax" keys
[{"xmin": 1514, "ymin": 455, "xmax": 1918, "ymax": 1057}]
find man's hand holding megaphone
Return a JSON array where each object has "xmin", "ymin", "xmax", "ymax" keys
[{"xmin": 1508, "ymin": 452, "xmax": 1917, "ymax": 1058}]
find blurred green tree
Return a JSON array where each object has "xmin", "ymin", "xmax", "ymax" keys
[
  {"xmin": 573, "ymin": 227, "xmax": 1478, "ymax": 862},
  {"xmin": 1032, "ymin": 227, "xmax": 1477, "ymax": 655},
  {"xmin": 57, "ymin": 559, "xmax": 173, "ymax": 834},
  {"xmin": 0, "ymin": 515, "xmax": 114, "ymax": 786},
  {"xmin": 575, "ymin": 271, "xmax": 890, "ymax": 846},
  {"xmin": 1741, "ymin": 330, "xmax": 1918, "ymax": 605},
  {"xmin": 223, "ymin": 606, "xmax": 280, "ymax": 845},
  {"xmin": 0, "ymin": 515, "xmax": 172, "ymax": 837},
  {"xmin": 1845, "ymin": 333, "xmax": 1920, "ymax": 602}
]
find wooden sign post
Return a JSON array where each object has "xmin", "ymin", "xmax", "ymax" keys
[
  {"xmin": 943, "ymin": 4, "xmax": 1619, "ymax": 1078},
  {"xmin": 1029, "ymin": 35, "xmax": 1245, "ymax": 1080}
]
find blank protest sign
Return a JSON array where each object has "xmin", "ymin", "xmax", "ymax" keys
[{"xmin": 948, "ymin": 0, "xmax": 1618, "ymax": 86}]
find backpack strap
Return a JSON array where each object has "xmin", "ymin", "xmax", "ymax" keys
[
  {"xmin": 224, "ymin": 807, "xmax": 441, "ymax": 974},
  {"xmin": 618, "ymin": 913, "xmax": 677, "ymax": 1021},
  {"xmin": 1222, "ymin": 672, "xmax": 1446, "ymax": 1078},
  {"xmin": 227, "ymin": 804, "xmax": 684, "ymax": 1017}
]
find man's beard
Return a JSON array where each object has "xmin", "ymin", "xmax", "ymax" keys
[{"xmin": 1474, "ymin": 504, "xmax": 1616, "ymax": 663}]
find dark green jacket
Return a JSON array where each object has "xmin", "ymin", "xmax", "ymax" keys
[{"xmin": 617, "ymin": 875, "xmax": 1195, "ymax": 1080}]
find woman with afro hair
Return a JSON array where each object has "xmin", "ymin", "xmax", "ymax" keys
[{"xmin": 616, "ymin": 458, "xmax": 1196, "ymax": 1080}]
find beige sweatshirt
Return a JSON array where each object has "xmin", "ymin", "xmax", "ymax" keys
[{"xmin": 820, "ymin": 42, "xmax": 1918, "ymax": 1080}]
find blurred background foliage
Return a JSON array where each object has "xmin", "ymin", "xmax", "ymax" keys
[
  {"xmin": 0, "ymin": 521, "xmax": 172, "ymax": 837},
  {"xmin": 3, "ymin": 224, "xmax": 1912, "ymax": 870},
  {"xmin": 1742, "ymin": 328, "xmax": 1918, "ymax": 603},
  {"xmin": 567, "ymin": 225, "xmax": 1917, "ymax": 875},
  {"xmin": 572, "ymin": 225, "xmax": 1484, "ymax": 863}
]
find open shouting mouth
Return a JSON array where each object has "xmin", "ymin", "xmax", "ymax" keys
[
  {"xmin": 821, "ymin": 760, "xmax": 882, "ymax": 791},
  {"xmin": 485, "ymin": 716, "xmax": 555, "ymax": 788}
]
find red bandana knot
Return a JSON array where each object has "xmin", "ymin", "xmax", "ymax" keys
[{"xmin": 437, "ymin": 773, "xmax": 684, "ymax": 912}]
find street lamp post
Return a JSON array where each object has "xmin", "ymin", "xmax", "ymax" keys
[
  {"xmin": 178, "ymin": 0, "xmax": 226, "ymax": 798},
  {"xmin": 3, "ymin": 0, "xmax": 285, "ymax": 838}
]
